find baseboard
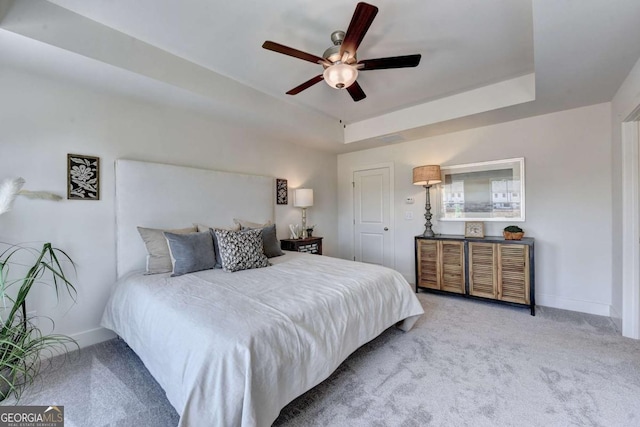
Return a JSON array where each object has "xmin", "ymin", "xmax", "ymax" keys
[
  {"xmin": 70, "ymin": 327, "xmax": 117, "ymax": 349},
  {"xmin": 536, "ymin": 294, "xmax": 611, "ymax": 317},
  {"xmin": 610, "ymin": 304, "xmax": 623, "ymax": 333},
  {"xmin": 401, "ymin": 277, "xmax": 611, "ymax": 318}
]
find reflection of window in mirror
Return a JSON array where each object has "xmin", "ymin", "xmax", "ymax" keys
[{"xmin": 440, "ymin": 158, "xmax": 525, "ymax": 221}]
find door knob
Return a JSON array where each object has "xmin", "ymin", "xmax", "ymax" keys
[{"xmin": 384, "ymin": 227, "xmax": 389, "ymax": 231}]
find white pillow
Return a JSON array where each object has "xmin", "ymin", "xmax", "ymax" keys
[
  {"xmin": 233, "ymin": 218, "xmax": 272, "ymax": 230},
  {"xmin": 194, "ymin": 223, "xmax": 240, "ymax": 233}
]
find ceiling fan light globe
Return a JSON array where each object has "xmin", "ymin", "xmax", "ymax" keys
[{"xmin": 323, "ymin": 63, "xmax": 358, "ymax": 90}]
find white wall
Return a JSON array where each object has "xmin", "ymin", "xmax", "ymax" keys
[
  {"xmin": 611, "ymin": 55, "xmax": 640, "ymax": 334},
  {"xmin": 0, "ymin": 66, "xmax": 338, "ymax": 348},
  {"xmin": 338, "ymin": 103, "xmax": 613, "ymax": 316}
]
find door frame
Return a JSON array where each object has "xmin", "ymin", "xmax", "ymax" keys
[
  {"xmin": 351, "ymin": 162, "xmax": 395, "ymax": 268},
  {"xmin": 621, "ymin": 111, "xmax": 640, "ymax": 339}
]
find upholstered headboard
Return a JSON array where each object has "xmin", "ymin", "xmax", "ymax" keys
[{"xmin": 115, "ymin": 160, "xmax": 274, "ymax": 277}]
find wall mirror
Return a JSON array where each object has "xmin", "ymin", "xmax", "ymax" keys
[{"xmin": 439, "ymin": 158, "xmax": 525, "ymax": 221}]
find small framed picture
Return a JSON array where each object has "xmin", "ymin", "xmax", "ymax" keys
[
  {"xmin": 464, "ymin": 221, "xmax": 484, "ymax": 238},
  {"xmin": 276, "ymin": 178, "xmax": 288, "ymax": 205},
  {"xmin": 68, "ymin": 154, "xmax": 100, "ymax": 200}
]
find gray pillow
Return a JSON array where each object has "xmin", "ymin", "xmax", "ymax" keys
[
  {"xmin": 137, "ymin": 226, "xmax": 197, "ymax": 274},
  {"xmin": 241, "ymin": 224, "xmax": 283, "ymax": 258},
  {"xmin": 164, "ymin": 231, "xmax": 216, "ymax": 277},
  {"xmin": 214, "ymin": 228, "xmax": 270, "ymax": 272},
  {"xmin": 260, "ymin": 224, "xmax": 284, "ymax": 258},
  {"xmin": 193, "ymin": 224, "xmax": 241, "ymax": 268}
]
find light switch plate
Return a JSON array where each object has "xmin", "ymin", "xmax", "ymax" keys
[{"xmin": 404, "ymin": 211, "xmax": 414, "ymax": 220}]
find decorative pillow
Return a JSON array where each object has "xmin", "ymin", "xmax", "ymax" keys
[
  {"xmin": 214, "ymin": 228, "xmax": 270, "ymax": 272},
  {"xmin": 194, "ymin": 223, "xmax": 240, "ymax": 233},
  {"xmin": 194, "ymin": 224, "xmax": 241, "ymax": 268},
  {"xmin": 137, "ymin": 226, "xmax": 197, "ymax": 274},
  {"xmin": 242, "ymin": 224, "xmax": 284, "ymax": 258},
  {"xmin": 164, "ymin": 231, "xmax": 216, "ymax": 277},
  {"xmin": 233, "ymin": 218, "xmax": 272, "ymax": 230}
]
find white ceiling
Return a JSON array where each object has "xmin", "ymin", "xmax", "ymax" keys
[
  {"xmin": 45, "ymin": 0, "xmax": 535, "ymax": 124},
  {"xmin": 2, "ymin": 0, "xmax": 640, "ymax": 153}
]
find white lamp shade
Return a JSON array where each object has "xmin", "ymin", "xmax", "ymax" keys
[
  {"xmin": 323, "ymin": 63, "xmax": 358, "ymax": 89},
  {"xmin": 294, "ymin": 188, "xmax": 314, "ymax": 207}
]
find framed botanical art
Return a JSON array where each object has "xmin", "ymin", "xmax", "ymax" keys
[
  {"xmin": 276, "ymin": 178, "xmax": 288, "ymax": 205},
  {"xmin": 464, "ymin": 221, "xmax": 485, "ymax": 238},
  {"xmin": 67, "ymin": 154, "xmax": 100, "ymax": 200}
]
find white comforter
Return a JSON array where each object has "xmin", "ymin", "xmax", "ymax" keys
[{"xmin": 101, "ymin": 252, "xmax": 424, "ymax": 427}]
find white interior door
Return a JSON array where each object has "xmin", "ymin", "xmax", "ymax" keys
[{"xmin": 353, "ymin": 166, "xmax": 394, "ymax": 267}]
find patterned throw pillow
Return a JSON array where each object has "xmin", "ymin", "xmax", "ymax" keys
[
  {"xmin": 214, "ymin": 228, "xmax": 270, "ymax": 272},
  {"xmin": 194, "ymin": 223, "xmax": 241, "ymax": 268}
]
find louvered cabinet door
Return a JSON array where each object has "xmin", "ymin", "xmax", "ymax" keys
[
  {"xmin": 439, "ymin": 241, "xmax": 465, "ymax": 294},
  {"xmin": 497, "ymin": 244, "xmax": 530, "ymax": 304},
  {"xmin": 469, "ymin": 242, "xmax": 497, "ymax": 298},
  {"xmin": 417, "ymin": 239, "xmax": 439, "ymax": 289}
]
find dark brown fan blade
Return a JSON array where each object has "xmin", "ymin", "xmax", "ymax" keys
[
  {"xmin": 340, "ymin": 2, "xmax": 379, "ymax": 59},
  {"xmin": 346, "ymin": 81, "xmax": 366, "ymax": 102},
  {"xmin": 262, "ymin": 41, "xmax": 326, "ymax": 64},
  {"xmin": 358, "ymin": 54, "xmax": 422, "ymax": 70},
  {"xmin": 286, "ymin": 74, "xmax": 324, "ymax": 95}
]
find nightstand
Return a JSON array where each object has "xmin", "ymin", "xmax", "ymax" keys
[{"xmin": 280, "ymin": 237, "xmax": 323, "ymax": 255}]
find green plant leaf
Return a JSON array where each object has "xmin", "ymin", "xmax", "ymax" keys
[{"xmin": 0, "ymin": 242, "xmax": 78, "ymax": 402}]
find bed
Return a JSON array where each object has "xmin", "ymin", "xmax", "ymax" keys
[{"xmin": 102, "ymin": 160, "xmax": 424, "ymax": 427}]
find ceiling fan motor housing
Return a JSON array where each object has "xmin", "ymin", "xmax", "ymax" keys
[{"xmin": 323, "ymin": 30, "xmax": 357, "ymax": 64}]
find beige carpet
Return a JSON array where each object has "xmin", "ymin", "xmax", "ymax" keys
[{"xmin": 5, "ymin": 293, "xmax": 640, "ymax": 426}]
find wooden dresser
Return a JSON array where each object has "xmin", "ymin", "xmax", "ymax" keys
[{"xmin": 415, "ymin": 234, "xmax": 535, "ymax": 315}]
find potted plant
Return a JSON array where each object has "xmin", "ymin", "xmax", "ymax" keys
[
  {"xmin": 503, "ymin": 225, "xmax": 525, "ymax": 240},
  {"xmin": 0, "ymin": 242, "xmax": 77, "ymax": 401},
  {"xmin": 305, "ymin": 224, "xmax": 316, "ymax": 238}
]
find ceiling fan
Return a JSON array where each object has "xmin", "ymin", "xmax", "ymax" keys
[{"xmin": 262, "ymin": 2, "xmax": 421, "ymax": 102}]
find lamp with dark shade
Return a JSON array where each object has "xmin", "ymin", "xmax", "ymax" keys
[
  {"xmin": 413, "ymin": 165, "xmax": 441, "ymax": 237},
  {"xmin": 294, "ymin": 188, "xmax": 314, "ymax": 238}
]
